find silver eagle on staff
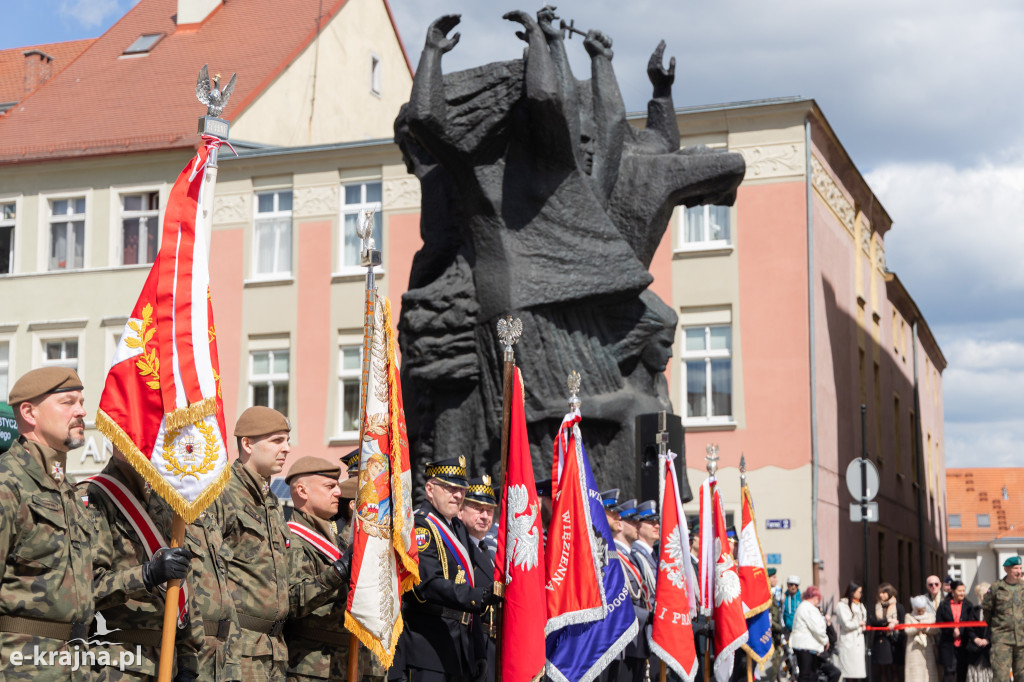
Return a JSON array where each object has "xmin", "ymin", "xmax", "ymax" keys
[{"xmin": 196, "ymin": 64, "xmax": 237, "ymax": 117}]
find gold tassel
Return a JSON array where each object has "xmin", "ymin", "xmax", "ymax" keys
[
  {"xmin": 343, "ymin": 611, "xmax": 406, "ymax": 669},
  {"xmin": 163, "ymin": 397, "xmax": 219, "ymax": 432}
]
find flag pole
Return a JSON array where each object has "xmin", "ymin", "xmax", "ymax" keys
[
  {"xmin": 349, "ymin": 208, "xmax": 382, "ymax": 681},
  {"xmin": 494, "ymin": 315, "xmax": 522, "ymax": 682},
  {"xmin": 156, "ymin": 68, "xmax": 235, "ymax": 682},
  {"xmin": 703, "ymin": 445, "xmax": 719, "ymax": 682}
]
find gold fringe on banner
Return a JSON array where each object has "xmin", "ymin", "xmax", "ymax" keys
[
  {"xmin": 163, "ymin": 396, "xmax": 219, "ymax": 432},
  {"xmin": 95, "ymin": 408, "xmax": 230, "ymax": 525},
  {"xmin": 343, "ymin": 609, "xmax": 405, "ymax": 670}
]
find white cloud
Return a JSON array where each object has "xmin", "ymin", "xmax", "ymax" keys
[
  {"xmin": 945, "ymin": 419, "xmax": 1024, "ymax": 469},
  {"xmin": 58, "ymin": 0, "xmax": 124, "ymax": 29}
]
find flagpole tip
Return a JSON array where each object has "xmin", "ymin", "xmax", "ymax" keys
[
  {"xmin": 705, "ymin": 444, "xmax": 719, "ymax": 476},
  {"xmin": 567, "ymin": 370, "xmax": 581, "ymax": 411}
]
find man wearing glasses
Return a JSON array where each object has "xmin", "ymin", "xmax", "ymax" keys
[
  {"xmin": 391, "ymin": 457, "xmax": 498, "ymax": 682},
  {"xmin": 924, "ymin": 575, "xmax": 943, "ymax": 615}
]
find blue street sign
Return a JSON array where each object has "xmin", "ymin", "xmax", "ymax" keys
[{"xmin": 765, "ymin": 519, "xmax": 791, "ymax": 530}]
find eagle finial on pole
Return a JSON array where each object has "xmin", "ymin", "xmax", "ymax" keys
[{"xmin": 195, "ymin": 64, "xmax": 237, "ymax": 118}]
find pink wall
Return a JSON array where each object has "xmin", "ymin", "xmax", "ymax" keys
[{"xmin": 210, "ymin": 227, "xmax": 244, "ymax": 459}]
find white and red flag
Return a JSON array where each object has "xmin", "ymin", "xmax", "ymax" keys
[
  {"xmin": 344, "ymin": 294, "xmax": 419, "ymax": 666},
  {"xmin": 698, "ymin": 478, "xmax": 748, "ymax": 682},
  {"xmin": 95, "ymin": 140, "xmax": 229, "ymax": 523},
  {"xmin": 493, "ymin": 367, "xmax": 546, "ymax": 682},
  {"xmin": 738, "ymin": 483, "xmax": 775, "ymax": 665},
  {"xmin": 648, "ymin": 451, "xmax": 699, "ymax": 681}
]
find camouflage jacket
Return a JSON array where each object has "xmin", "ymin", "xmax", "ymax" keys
[
  {"xmin": 220, "ymin": 460, "xmax": 343, "ymax": 663},
  {"xmin": 0, "ymin": 438, "xmax": 94, "ymax": 681},
  {"xmin": 982, "ymin": 579, "xmax": 1024, "ymax": 645},
  {"xmin": 84, "ymin": 459, "xmax": 242, "ymax": 679},
  {"xmin": 0, "ymin": 438, "xmax": 94, "ymax": 624},
  {"xmin": 285, "ymin": 509, "xmax": 350, "ymax": 679}
]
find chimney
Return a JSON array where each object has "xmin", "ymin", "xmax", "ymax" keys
[
  {"xmin": 23, "ymin": 50, "xmax": 54, "ymax": 94},
  {"xmin": 177, "ymin": 0, "xmax": 222, "ymax": 25}
]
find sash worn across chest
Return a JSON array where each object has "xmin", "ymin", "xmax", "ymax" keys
[
  {"xmin": 425, "ymin": 512, "xmax": 474, "ymax": 587},
  {"xmin": 287, "ymin": 521, "xmax": 341, "ymax": 562},
  {"xmin": 618, "ymin": 549, "xmax": 649, "ymax": 604},
  {"xmin": 85, "ymin": 473, "xmax": 189, "ymax": 627}
]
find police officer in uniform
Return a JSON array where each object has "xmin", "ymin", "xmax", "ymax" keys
[
  {"xmin": 221, "ymin": 407, "xmax": 349, "ymax": 680},
  {"xmin": 461, "ymin": 476, "xmax": 498, "ymax": 682},
  {"xmin": 603, "ymin": 492, "xmax": 649, "ymax": 682},
  {"xmin": 392, "ymin": 457, "xmax": 498, "ymax": 682},
  {"xmin": 0, "ymin": 368, "xmax": 94, "ymax": 682},
  {"xmin": 982, "ymin": 555, "xmax": 1024, "ymax": 681},
  {"xmin": 283, "ymin": 456, "xmax": 354, "ymax": 682}
]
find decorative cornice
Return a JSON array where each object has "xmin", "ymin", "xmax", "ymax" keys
[
  {"xmin": 810, "ymin": 156, "xmax": 855, "ymax": 236},
  {"xmin": 383, "ymin": 177, "xmax": 421, "ymax": 210},
  {"xmin": 214, "ymin": 193, "xmax": 249, "ymax": 225},
  {"xmin": 294, "ymin": 185, "xmax": 338, "ymax": 218},
  {"xmin": 735, "ymin": 143, "xmax": 804, "ymax": 179}
]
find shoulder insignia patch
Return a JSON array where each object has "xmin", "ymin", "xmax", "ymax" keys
[{"xmin": 416, "ymin": 527, "xmax": 431, "ymax": 550}]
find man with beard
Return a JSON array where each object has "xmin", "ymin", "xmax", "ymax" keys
[
  {"xmin": 0, "ymin": 367, "xmax": 94, "ymax": 681},
  {"xmin": 391, "ymin": 457, "xmax": 498, "ymax": 682}
]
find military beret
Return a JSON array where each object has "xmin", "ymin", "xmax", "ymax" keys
[
  {"xmin": 1004, "ymin": 556, "xmax": 1022, "ymax": 568},
  {"xmin": 234, "ymin": 406, "xmax": 291, "ymax": 438},
  {"xmin": 601, "ymin": 488, "xmax": 621, "ymax": 509},
  {"xmin": 535, "ymin": 478, "xmax": 552, "ymax": 498},
  {"xmin": 465, "ymin": 475, "xmax": 497, "ymax": 507},
  {"xmin": 338, "ymin": 477, "xmax": 358, "ymax": 499},
  {"xmin": 425, "ymin": 456, "xmax": 468, "ymax": 489},
  {"xmin": 285, "ymin": 456, "xmax": 341, "ymax": 485},
  {"xmin": 341, "ymin": 448, "xmax": 360, "ymax": 476},
  {"xmin": 767, "ymin": 567, "xmax": 777, "ymax": 577},
  {"xmin": 8, "ymin": 367, "xmax": 84, "ymax": 405},
  {"xmin": 635, "ymin": 500, "xmax": 660, "ymax": 522}
]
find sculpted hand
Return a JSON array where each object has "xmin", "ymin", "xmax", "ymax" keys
[
  {"xmin": 504, "ymin": 10, "xmax": 539, "ymax": 43},
  {"xmin": 143, "ymin": 547, "xmax": 193, "ymax": 589},
  {"xmin": 647, "ymin": 40, "xmax": 676, "ymax": 94},
  {"xmin": 426, "ymin": 14, "xmax": 461, "ymax": 54},
  {"xmin": 537, "ymin": 5, "xmax": 561, "ymax": 40},
  {"xmin": 584, "ymin": 29, "xmax": 613, "ymax": 59}
]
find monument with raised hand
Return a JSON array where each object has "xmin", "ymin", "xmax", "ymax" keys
[{"xmin": 397, "ymin": 8, "xmax": 746, "ymax": 492}]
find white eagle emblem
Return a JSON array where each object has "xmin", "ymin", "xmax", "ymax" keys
[
  {"xmin": 659, "ymin": 526, "xmax": 686, "ymax": 589},
  {"xmin": 715, "ymin": 554, "xmax": 742, "ymax": 607},
  {"xmin": 505, "ymin": 484, "xmax": 540, "ymax": 583}
]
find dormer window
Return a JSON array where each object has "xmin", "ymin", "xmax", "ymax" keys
[{"xmin": 123, "ymin": 34, "xmax": 164, "ymax": 55}]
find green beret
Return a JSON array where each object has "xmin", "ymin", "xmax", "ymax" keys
[
  {"xmin": 234, "ymin": 406, "xmax": 290, "ymax": 438},
  {"xmin": 1004, "ymin": 556, "xmax": 1021, "ymax": 568},
  {"xmin": 8, "ymin": 367, "xmax": 84, "ymax": 405},
  {"xmin": 285, "ymin": 456, "xmax": 341, "ymax": 485},
  {"xmin": 767, "ymin": 567, "xmax": 777, "ymax": 577}
]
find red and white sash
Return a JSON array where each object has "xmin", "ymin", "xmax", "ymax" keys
[
  {"xmin": 287, "ymin": 521, "xmax": 342, "ymax": 562},
  {"xmin": 85, "ymin": 474, "xmax": 189, "ymax": 627},
  {"xmin": 426, "ymin": 512, "xmax": 475, "ymax": 587}
]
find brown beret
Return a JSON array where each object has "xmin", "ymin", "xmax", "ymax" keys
[
  {"xmin": 338, "ymin": 477, "xmax": 358, "ymax": 499},
  {"xmin": 8, "ymin": 367, "xmax": 84, "ymax": 405},
  {"xmin": 234, "ymin": 406, "xmax": 290, "ymax": 438},
  {"xmin": 285, "ymin": 456, "xmax": 341, "ymax": 485}
]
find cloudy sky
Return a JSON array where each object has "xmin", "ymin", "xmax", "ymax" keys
[{"xmin": 4, "ymin": 0, "xmax": 1023, "ymax": 468}]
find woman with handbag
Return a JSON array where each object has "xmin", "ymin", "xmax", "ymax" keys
[{"xmin": 870, "ymin": 582, "xmax": 906, "ymax": 682}]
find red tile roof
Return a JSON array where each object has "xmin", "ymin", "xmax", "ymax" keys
[
  {"xmin": 947, "ymin": 468, "xmax": 1024, "ymax": 542},
  {"xmin": 0, "ymin": 39, "xmax": 95, "ymax": 106},
  {"xmin": 0, "ymin": 0, "xmax": 361, "ymax": 164}
]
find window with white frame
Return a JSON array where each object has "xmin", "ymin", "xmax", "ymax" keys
[
  {"xmin": 0, "ymin": 342, "xmax": 8, "ymax": 402},
  {"xmin": 337, "ymin": 345, "xmax": 362, "ymax": 436},
  {"xmin": 120, "ymin": 191, "xmax": 159, "ymax": 265},
  {"xmin": 49, "ymin": 197, "xmax": 85, "ymax": 270},
  {"xmin": 250, "ymin": 349, "xmax": 289, "ymax": 414},
  {"xmin": 42, "ymin": 338, "xmax": 79, "ymax": 370},
  {"xmin": 341, "ymin": 182, "xmax": 382, "ymax": 270},
  {"xmin": 0, "ymin": 202, "xmax": 14, "ymax": 275},
  {"xmin": 682, "ymin": 325, "xmax": 732, "ymax": 422},
  {"xmin": 254, "ymin": 190, "xmax": 293, "ymax": 278},
  {"xmin": 948, "ymin": 514, "xmax": 961, "ymax": 528},
  {"xmin": 680, "ymin": 204, "xmax": 730, "ymax": 248},
  {"xmin": 370, "ymin": 54, "xmax": 382, "ymax": 96}
]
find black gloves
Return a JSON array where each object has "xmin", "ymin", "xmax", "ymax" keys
[
  {"xmin": 143, "ymin": 547, "xmax": 193, "ymax": 590},
  {"xmin": 332, "ymin": 545, "xmax": 354, "ymax": 584},
  {"xmin": 173, "ymin": 667, "xmax": 199, "ymax": 682},
  {"xmin": 468, "ymin": 582, "xmax": 501, "ymax": 612}
]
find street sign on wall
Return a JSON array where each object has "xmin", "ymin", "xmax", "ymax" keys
[
  {"xmin": 0, "ymin": 403, "xmax": 15, "ymax": 453},
  {"xmin": 765, "ymin": 519, "xmax": 791, "ymax": 530}
]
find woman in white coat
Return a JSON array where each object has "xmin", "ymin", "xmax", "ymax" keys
[
  {"xmin": 790, "ymin": 585, "xmax": 840, "ymax": 682},
  {"xmin": 835, "ymin": 582, "xmax": 868, "ymax": 681}
]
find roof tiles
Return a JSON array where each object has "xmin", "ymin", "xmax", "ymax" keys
[
  {"xmin": 0, "ymin": 39, "xmax": 95, "ymax": 106},
  {"xmin": 947, "ymin": 468, "xmax": 1024, "ymax": 542}
]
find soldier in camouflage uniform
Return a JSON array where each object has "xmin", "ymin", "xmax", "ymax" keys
[
  {"xmin": 981, "ymin": 555, "xmax": 1024, "ymax": 681},
  {"xmin": 221, "ymin": 407, "xmax": 349, "ymax": 681},
  {"xmin": 83, "ymin": 453, "xmax": 242, "ymax": 681},
  {"xmin": 0, "ymin": 367, "xmax": 94, "ymax": 682},
  {"xmin": 282, "ymin": 456, "xmax": 354, "ymax": 682}
]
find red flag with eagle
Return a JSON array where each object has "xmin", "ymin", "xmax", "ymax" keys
[
  {"xmin": 344, "ymin": 292, "xmax": 419, "ymax": 666},
  {"xmin": 95, "ymin": 140, "xmax": 229, "ymax": 523},
  {"xmin": 493, "ymin": 367, "xmax": 546, "ymax": 682}
]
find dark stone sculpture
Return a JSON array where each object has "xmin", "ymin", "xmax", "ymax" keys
[{"xmin": 397, "ymin": 8, "xmax": 745, "ymax": 493}]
